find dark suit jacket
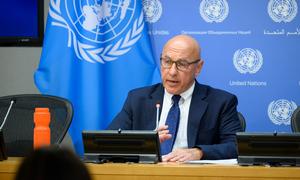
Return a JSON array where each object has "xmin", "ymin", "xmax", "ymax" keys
[{"xmin": 108, "ymin": 81, "xmax": 242, "ymax": 159}]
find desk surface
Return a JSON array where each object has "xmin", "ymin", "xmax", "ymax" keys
[{"xmin": 1, "ymin": 157, "xmax": 300, "ymax": 180}]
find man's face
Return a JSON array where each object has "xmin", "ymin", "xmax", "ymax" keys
[{"xmin": 161, "ymin": 42, "xmax": 203, "ymax": 95}]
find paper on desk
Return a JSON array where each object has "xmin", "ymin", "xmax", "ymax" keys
[{"xmin": 186, "ymin": 159, "xmax": 237, "ymax": 165}]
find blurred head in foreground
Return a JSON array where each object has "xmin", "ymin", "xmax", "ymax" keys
[{"xmin": 15, "ymin": 146, "xmax": 91, "ymax": 180}]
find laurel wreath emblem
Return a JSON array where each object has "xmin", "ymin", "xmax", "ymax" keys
[
  {"xmin": 233, "ymin": 48, "xmax": 263, "ymax": 74},
  {"xmin": 199, "ymin": 0, "xmax": 229, "ymax": 23},
  {"xmin": 268, "ymin": 99, "xmax": 297, "ymax": 125},
  {"xmin": 49, "ymin": 0, "xmax": 144, "ymax": 63},
  {"xmin": 268, "ymin": 0, "xmax": 298, "ymax": 23}
]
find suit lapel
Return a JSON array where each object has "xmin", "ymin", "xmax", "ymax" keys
[
  {"xmin": 187, "ymin": 82, "xmax": 208, "ymax": 147},
  {"xmin": 145, "ymin": 84, "xmax": 164, "ymax": 129}
]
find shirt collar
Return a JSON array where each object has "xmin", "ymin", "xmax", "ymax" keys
[{"xmin": 164, "ymin": 81, "xmax": 195, "ymax": 103}]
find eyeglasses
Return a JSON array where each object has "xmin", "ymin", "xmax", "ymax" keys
[{"xmin": 160, "ymin": 56, "xmax": 201, "ymax": 71}]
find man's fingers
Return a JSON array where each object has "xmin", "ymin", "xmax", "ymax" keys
[
  {"xmin": 162, "ymin": 148, "xmax": 203, "ymax": 162},
  {"xmin": 159, "ymin": 133, "xmax": 171, "ymax": 143},
  {"xmin": 156, "ymin": 125, "xmax": 168, "ymax": 131},
  {"xmin": 158, "ymin": 129, "xmax": 169, "ymax": 135},
  {"xmin": 157, "ymin": 125, "xmax": 171, "ymax": 143}
]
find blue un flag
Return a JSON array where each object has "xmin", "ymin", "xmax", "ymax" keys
[{"xmin": 34, "ymin": 0, "xmax": 160, "ymax": 155}]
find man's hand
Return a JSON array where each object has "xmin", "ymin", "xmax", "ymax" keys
[
  {"xmin": 162, "ymin": 148, "xmax": 203, "ymax": 162},
  {"xmin": 156, "ymin": 125, "xmax": 172, "ymax": 143}
]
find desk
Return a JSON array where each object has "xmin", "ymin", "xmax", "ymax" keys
[{"xmin": 1, "ymin": 158, "xmax": 300, "ymax": 180}]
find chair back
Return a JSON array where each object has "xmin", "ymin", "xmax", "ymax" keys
[
  {"xmin": 291, "ymin": 107, "xmax": 300, "ymax": 132},
  {"xmin": 238, "ymin": 112, "xmax": 246, "ymax": 132},
  {"xmin": 0, "ymin": 94, "xmax": 73, "ymax": 156}
]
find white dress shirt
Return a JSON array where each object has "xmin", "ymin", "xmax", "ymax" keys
[{"xmin": 159, "ymin": 82, "xmax": 195, "ymax": 151}]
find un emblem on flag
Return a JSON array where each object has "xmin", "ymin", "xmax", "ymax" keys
[
  {"xmin": 268, "ymin": 99, "xmax": 297, "ymax": 125},
  {"xmin": 142, "ymin": 0, "xmax": 162, "ymax": 23},
  {"xmin": 49, "ymin": 0, "xmax": 145, "ymax": 63},
  {"xmin": 268, "ymin": 0, "xmax": 298, "ymax": 23},
  {"xmin": 199, "ymin": 0, "xmax": 229, "ymax": 23},
  {"xmin": 233, "ymin": 48, "xmax": 263, "ymax": 74}
]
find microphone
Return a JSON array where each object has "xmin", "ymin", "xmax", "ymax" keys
[
  {"xmin": 0, "ymin": 99, "xmax": 15, "ymax": 130},
  {"xmin": 154, "ymin": 103, "xmax": 160, "ymax": 131}
]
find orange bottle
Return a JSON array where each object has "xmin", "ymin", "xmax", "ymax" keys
[{"xmin": 33, "ymin": 108, "xmax": 51, "ymax": 149}]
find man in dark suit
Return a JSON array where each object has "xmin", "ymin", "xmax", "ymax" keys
[{"xmin": 108, "ymin": 35, "xmax": 242, "ymax": 162}]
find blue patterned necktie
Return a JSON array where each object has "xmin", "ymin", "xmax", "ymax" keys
[{"xmin": 160, "ymin": 95, "xmax": 181, "ymax": 155}]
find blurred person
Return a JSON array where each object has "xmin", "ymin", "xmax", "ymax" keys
[{"xmin": 15, "ymin": 146, "xmax": 91, "ymax": 180}]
